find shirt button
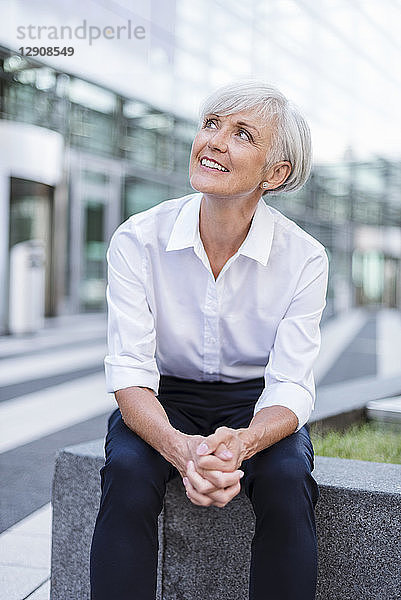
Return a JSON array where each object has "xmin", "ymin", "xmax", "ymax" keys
[{"xmin": 208, "ymin": 337, "xmax": 216, "ymax": 344}]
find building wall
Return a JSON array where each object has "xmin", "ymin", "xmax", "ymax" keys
[
  {"xmin": 1, "ymin": 0, "xmax": 401, "ymax": 330},
  {"xmin": 0, "ymin": 120, "xmax": 63, "ymax": 333},
  {"xmin": 1, "ymin": 0, "xmax": 401, "ymax": 163},
  {"xmin": 0, "ymin": 45, "xmax": 195, "ymax": 330}
]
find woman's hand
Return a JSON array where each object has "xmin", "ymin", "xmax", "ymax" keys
[
  {"xmin": 195, "ymin": 426, "xmax": 248, "ymax": 473},
  {"xmin": 183, "ymin": 459, "xmax": 244, "ymax": 508},
  {"xmin": 171, "ymin": 432, "xmax": 244, "ymax": 508}
]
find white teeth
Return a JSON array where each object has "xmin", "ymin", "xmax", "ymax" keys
[{"xmin": 201, "ymin": 158, "xmax": 228, "ymax": 172}]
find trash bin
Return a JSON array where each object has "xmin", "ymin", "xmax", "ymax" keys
[{"xmin": 9, "ymin": 240, "xmax": 46, "ymax": 335}]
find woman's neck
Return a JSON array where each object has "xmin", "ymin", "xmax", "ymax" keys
[{"xmin": 199, "ymin": 194, "xmax": 260, "ymax": 255}]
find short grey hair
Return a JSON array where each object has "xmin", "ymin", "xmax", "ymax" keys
[{"xmin": 198, "ymin": 80, "xmax": 312, "ymax": 194}]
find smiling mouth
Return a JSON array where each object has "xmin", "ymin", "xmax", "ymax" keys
[{"xmin": 200, "ymin": 157, "xmax": 229, "ymax": 172}]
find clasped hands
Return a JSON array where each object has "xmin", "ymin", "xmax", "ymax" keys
[{"xmin": 179, "ymin": 426, "xmax": 248, "ymax": 509}]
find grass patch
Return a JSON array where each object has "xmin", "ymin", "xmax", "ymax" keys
[{"xmin": 310, "ymin": 420, "xmax": 401, "ymax": 464}]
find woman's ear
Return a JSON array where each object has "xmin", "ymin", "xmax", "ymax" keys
[{"xmin": 262, "ymin": 161, "xmax": 292, "ymax": 190}]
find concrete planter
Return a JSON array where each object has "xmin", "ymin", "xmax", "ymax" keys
[{"xmin": 51, "ymin": 439, "xmax": 401, "ymax": 600}]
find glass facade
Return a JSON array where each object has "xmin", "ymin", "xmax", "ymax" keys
[
  {"xmin": 0, "ymin": 45, "xmax": 195, "ymax": 321},
  {"xmin": 270, "ymin": 159, "xmax": 401, "ymax": 317},
  {"xmin": 1, "ymin": 32, "xmax": 401, "ymax": 323}
]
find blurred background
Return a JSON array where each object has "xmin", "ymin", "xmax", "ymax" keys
[{"xmin": 0, "ymin": 1, "xmax": 401, "ymax": 598}]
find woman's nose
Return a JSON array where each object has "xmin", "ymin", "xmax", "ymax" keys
[{"xmin": 208, "ymin": 128, "xmax": 229, "ymax": 152}]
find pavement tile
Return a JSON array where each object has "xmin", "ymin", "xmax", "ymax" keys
[
  {"xmin": 0, "ymin": 373, "xmax": 115, "ymax": 453},
  {"xmin": 0, "ymin": 565, "xmax": 48, "ymax": 600},
  {"xmin": 0, "ymin": 532, "xmax": 51, "ymax": 568},
  {"xmin": 7, "ymin": 504, "xmax": 51, "ymax": 537},
  {"xmin": 26, "ymin": 579, "xmax": 50, "ymax": 600}
]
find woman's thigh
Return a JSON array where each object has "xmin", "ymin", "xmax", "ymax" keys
[
  {"xmin": 103, "ymin": 408, "xmax": 177, "ymax": 485},
  {"xmin": 99, "ymin": 408, "xmax": 177, "ymax": 519},
  {"xmin": 101, "ymin": 399, "xmax": 210, "ymax": 497},
  {"xmin": 242, "ymin": 424, "xmax": 319, "ymax": 511}
]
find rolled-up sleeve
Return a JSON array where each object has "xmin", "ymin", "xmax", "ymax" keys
[
  {"xmin": 104, "ymin": 220, "xmax": 159, "ymax": 394},
  {"xmin": 253, "ymin": 249, "xmax": 329, "ymax": 432}
]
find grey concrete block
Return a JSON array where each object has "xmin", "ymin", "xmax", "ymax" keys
[
  {"xmin": 50, "ymin": 440, "xmax": 104, "ymax": 600},
  {"xmin": 162, "ymin": 479, "xmax": 254, "ymax": 600},
  {"xmin": 314, "ymin": 457, "xmax": 401, "ymax": 600},
  {"xmin": 51, "ymin": 440, "xmax": 401, "ymax": 600},
  {"xmin": 50, "ymin": 440, "xmax": 164, "ymax": 600}
]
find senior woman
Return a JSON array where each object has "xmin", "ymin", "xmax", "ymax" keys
[{"xmin": 90, "ymin": 80, "xmax": 328, "ymax": 600}]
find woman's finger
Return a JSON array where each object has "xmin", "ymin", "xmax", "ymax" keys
[
  {"xmin": 196, "ymin": 428, "xmax": 232, "ymax": 456},
  {"xmin": 197, "ymin": 453, "xmax": 237, "ymax": 471},
  {"xmin": 185, "ymin": 480, "xmax": 242, "ymax": 508},
  {"xmin": 184, "ymin": 478, "xmax": 213, "ymax": 506},
  {"xmin": 201, "ymin": 468, "xmax": 244, "ymax": 490},
  {"xmin": 207, "ymin": 480, "xmax": 241, "ymax": 506},
  {"xmin": 214, "ymin": 442, "xmax": 233, "ymax": 460},
  {"xmin": 185, "ymin": 477, "xmax": 240, "ymax": 507},
  {"xmin": 184, "ymin": 461, "xmax": 218, "ymax": 494},
  {"xmin": 188, "ymin": 460, "xmax": 244, "ymax": 491}
]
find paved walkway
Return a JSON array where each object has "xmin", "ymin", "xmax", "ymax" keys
[
  {"xmin": 0, "ymin": 314, "xmax": 112, "ymax": 599},
  {"xmin": 1, "ymin": 308, "xmax": 401, "ymax": 599}
]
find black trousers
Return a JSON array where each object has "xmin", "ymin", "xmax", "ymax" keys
[{"xmin": 90, "ymin": 376, "xmax": 319, "ymax": 600}]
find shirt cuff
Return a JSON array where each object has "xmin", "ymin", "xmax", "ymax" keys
[
  {"xmin": 253, "ymin": 382, "xmax": 314, "ymax": 433},
  {"xmin": 104, "ymin": 357, "xmax": 160, "ymax": 394}
]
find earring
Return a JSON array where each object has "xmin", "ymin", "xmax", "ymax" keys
[{"xmin": 262, "ymin": 182, "xmax": 269, "ymax": 189}]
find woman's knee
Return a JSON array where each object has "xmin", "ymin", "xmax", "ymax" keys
[
  {"xmin": 246, "ymin": 429, "xmax": 315, "ymax": 497},
  {"xmin": 252, "ymin": 452, "xmax": 311, "ymax": 493},
  {"xmin": 247, "ymin": 442, "xmax": 319, "ymax": 515},
  {"xmin": 102, "ymin": 432, "xmax": 170, "ymax": 513}
]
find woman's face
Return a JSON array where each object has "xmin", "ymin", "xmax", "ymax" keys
[{"xmin": 189, "ymin": 108, "xmax": 274, "ymax": 201}]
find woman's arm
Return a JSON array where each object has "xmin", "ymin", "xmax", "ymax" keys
[
  {"xmin": 115, "ymin": 385, "xmax": 188, "ymax": 473},
  {"xmin": 115, "ymin": 386, "xmax": 244, "ymax": 508},
  {"xmin": 193, "ymin": 405, "xmax": 298, "ymax": 473}
]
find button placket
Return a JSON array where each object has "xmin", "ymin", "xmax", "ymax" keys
[{"xmin": 203, "ymin": 277, "xmax": 220, "ymax": 379}]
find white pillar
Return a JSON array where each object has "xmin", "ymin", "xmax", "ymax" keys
[
  {"xmin": 0, "ymin": 121, "xmax": 63, "ymax": 334},
  {"xmin": 0, "ymin": 170, "xmax": 10, "ymax": 334}
]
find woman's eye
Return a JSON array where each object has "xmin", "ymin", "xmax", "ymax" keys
[
  {"xmin": 238, "ymin": 129, "xmax": 251, "ymax": 141},
  {"xmin": 203, "ymin": 119, "xmax": 251, "ymax": 141}
]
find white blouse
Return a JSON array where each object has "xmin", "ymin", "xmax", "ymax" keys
[{"xmin": 104, "ymin": 192, "xmax": 328, "ymax": 432}]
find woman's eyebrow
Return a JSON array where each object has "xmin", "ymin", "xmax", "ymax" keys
[
  {"xmin": 235, "ymin": 120, "xmax": 260, "ymax": 135},
  {"xmin": 206, "ymin": 114, "xmax": 260, "ymax": 136}
]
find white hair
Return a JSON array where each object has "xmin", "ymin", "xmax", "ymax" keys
[{"xmin": 198, "ymin": 80, "xmax": 312, "ymax": 194}]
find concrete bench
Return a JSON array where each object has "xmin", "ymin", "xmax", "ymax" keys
[{"xmin": 51, "ymin": 439, "xmax": 401, "ymax": 600}]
